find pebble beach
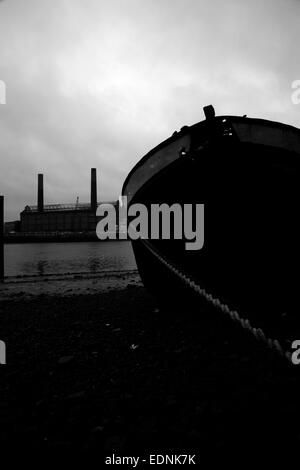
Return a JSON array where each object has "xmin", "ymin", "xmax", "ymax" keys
[{"xmin": 0, "ymin": 271, "xmax": 299, "ymax": 460}]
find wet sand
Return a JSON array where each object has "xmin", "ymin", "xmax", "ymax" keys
[{"xmin": 0, "ymin": 273, "xmax": 299, "ymax": 460}]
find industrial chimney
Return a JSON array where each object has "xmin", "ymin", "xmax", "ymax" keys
[
  {"xmin": 37, "ymin": 173, "xmax": 44, "ymax": 212},
  {"xmin": 91, "ymin": 168, "xmax": 97, "ymax": 213}
]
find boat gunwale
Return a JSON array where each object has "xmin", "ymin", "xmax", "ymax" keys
[{"xmin": 122, "ymin": 115, "xmax": 300, "ymax": 198}]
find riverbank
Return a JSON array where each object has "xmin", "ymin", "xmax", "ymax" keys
[
  {"xmin": 4, "ymin": 233, "xmax": 131, "ymax": 243},
  {"xmin": 4, "ymin": 232, "xmax": 100, "ymax": 243},
  {"xmin": 0, "ymin": 269, "xmax": 140, "ymax": 300},
  {"xmin": 0, "ymin": 273, "xmax": 299, "ymax": 460}
]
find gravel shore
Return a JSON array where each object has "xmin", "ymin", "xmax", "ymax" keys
[{"xmin": 0, "ymin": 273, "xmax": 299, "ymax": 460}]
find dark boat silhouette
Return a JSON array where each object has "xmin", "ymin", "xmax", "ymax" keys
[{"xmin": 122, "ymin": 106, "xmax": 300, "ymax": 341}]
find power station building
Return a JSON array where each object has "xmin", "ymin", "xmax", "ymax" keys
[{"xmin": 20, "ymin": 168, "xmax": 118, "ymax": 233}]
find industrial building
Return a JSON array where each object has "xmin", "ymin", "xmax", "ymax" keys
[{"xmin": 20, "ymin": 168, "xmax": 119, "ymax": 234}]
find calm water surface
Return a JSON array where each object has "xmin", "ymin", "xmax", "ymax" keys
[{"xmin": 4, "ymin": 241, "xmax": 137, "ymax": 277}]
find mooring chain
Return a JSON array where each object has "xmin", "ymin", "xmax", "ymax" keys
[{"xmin": 142, "ymin": 240, "xmax": 291, "ymax": 363}]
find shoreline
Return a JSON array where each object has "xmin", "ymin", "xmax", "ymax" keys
[
  {"xmin": 4, "ymin": 234, "xmax": 130, "ymax": 244},
  {"xmin": 0, "ymin": 269, "xmax": 141, "ymax": 300}
]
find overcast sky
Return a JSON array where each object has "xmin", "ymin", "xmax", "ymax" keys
[{"xmin": 0, "ymin": 0, "xmax": 299, "ymax": 220}]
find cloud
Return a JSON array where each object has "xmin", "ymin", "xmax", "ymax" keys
[{"xmin": 0, "ymin": 0, "xmax": 299, "ymax": 220}]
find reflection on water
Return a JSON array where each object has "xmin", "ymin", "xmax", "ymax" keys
[{"xmin": 4, "ymin": 241, "xmax": 136, "ymax": 277}]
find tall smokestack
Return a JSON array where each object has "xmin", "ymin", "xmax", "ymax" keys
[
  {"xmin": 37, "ymin": 173, "xmax": 44, "ymax": 212},
  {"xmin": 91, "ymin": 168, "xmax": 97, "ymax": 213}
]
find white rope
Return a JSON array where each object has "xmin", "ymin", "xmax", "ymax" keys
[{"xmin": 142, "ymin": 240, "xmax": 291, "ymax": 363}]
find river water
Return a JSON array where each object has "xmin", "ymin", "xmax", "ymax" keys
[{"xmin": 4, "ymin": 241, "xmax": 137, "ymax": 277}]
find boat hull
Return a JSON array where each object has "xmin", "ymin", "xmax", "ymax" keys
[{"xmin": 123, "ymin": 114, "xmax": 300, "ymax": 336}]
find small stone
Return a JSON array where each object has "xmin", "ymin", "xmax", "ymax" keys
[
  {"xmin": 58, "ymin": 355, "xmax": 74, "ymax": 365},
  {"xmin": 65, "ymin": 390, "xmax": 85, "ymax": 400},
  {"xmin": 91, "ymin": 426, "xmax": 104, "ymax": 433}
]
